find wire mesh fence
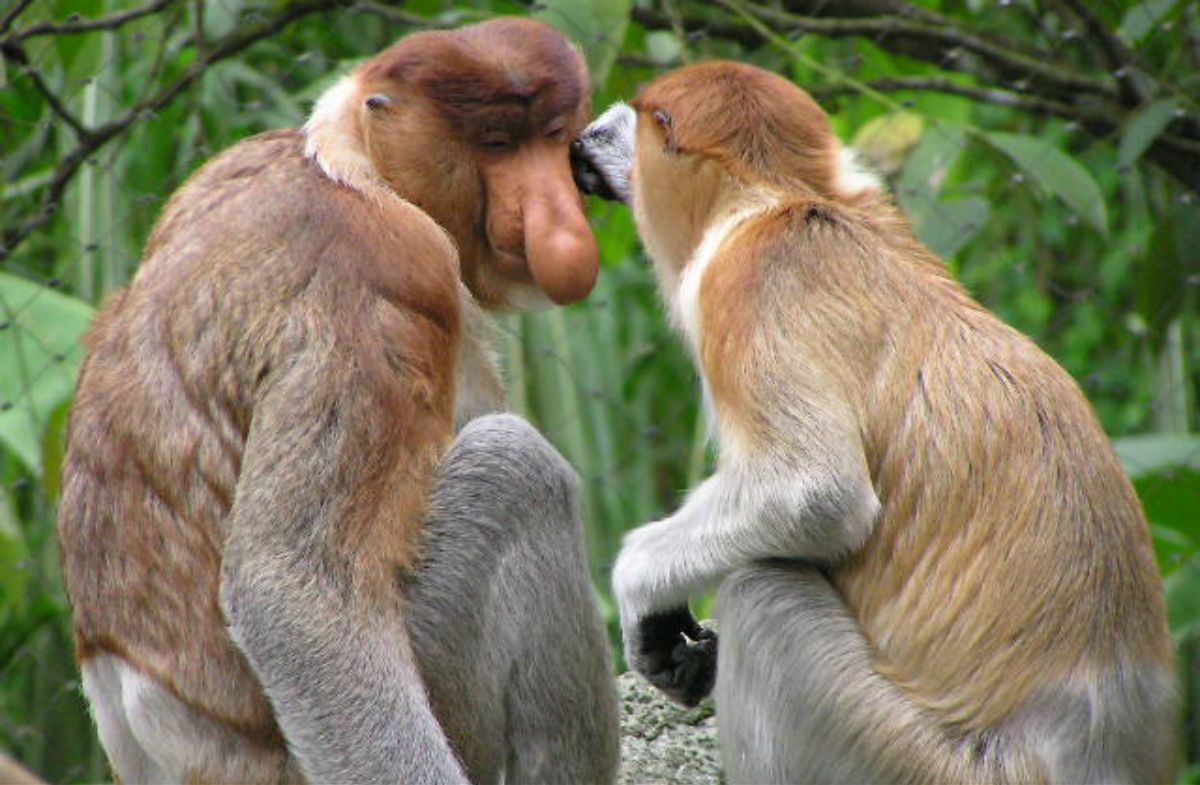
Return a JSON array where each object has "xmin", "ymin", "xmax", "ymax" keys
[{"xmin": 1, "ymin": 1, "xmax": 1198, "ymax": 781}]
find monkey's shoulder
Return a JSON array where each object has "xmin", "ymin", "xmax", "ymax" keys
[
  {"xmin": 709, "ymin": 198, "xmax": 870, "ymax": 290},
  {"xmin": 137, "ymin": 129, "xmax": 459, "ymax": 323}
]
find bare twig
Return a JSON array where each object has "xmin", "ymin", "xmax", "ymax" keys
[
  {"xmin": 5, "ymin": 0, "xmax": 179, "ymax": 42},
  {"xmin": 21, "ymin": 59, "xmax": 90, "ymax": 139},
  {"xmin": 0, "ymin": 0, "xmax": 35, "ymax": 35},
  {"xmin": 1057, "ymin": 0, "xmax": 1150, "ymax": 103},
  {"xmin": 780, "ymin": 0, "xmax": 1041, "ymax": 63},
  {"xmin": 633, "ymin": 2, "xmax": 1116, "ymax": 103},
  {"xmin": 810, "ymin": 76, "xmax": 1080, "ymax": 119},
  {"xmin": 754, "ymin": 4, "xmax": 1111, "ymax": 98},
  {"xmin": 351, "ymin": 2, "xmax": 455, "ymax": 28}
]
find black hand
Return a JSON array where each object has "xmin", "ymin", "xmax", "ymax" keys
[{"xmin": 630, "ymin": 607, "xmax": 718, "ymax": 707}]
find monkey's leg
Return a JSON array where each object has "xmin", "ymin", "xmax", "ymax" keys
[
  {"xmin": 80, "ymin": 653, "xmax": 301, "ymax": 783},
  {"xmin": 714, "ymin": 563, "xmax": 1047, "ymax": 785},
  {"xmin": 407, "ymin": 414, "xmax": 620, "ymax": 785}
]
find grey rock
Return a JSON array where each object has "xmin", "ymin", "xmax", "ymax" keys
[{"xmin": 617, "ymin": 672, "xmax": 722, "ymax": 785}]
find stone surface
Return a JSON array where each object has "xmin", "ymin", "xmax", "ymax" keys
[{"xmin": 617, "ymin": 672, "xmax": 723, "ymax": 785}]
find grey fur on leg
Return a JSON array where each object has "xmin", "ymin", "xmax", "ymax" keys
[
  {"xmin": 408, "ymin": 413, "xmax": 620, "ymax": 785},
  {"xmin": 715, "ymin": 563, "xmax": 976, "ymax": 784},
  {"xmin": 223, "ymin": 541, "xmax": 466, "ymax": 785},
  {"xmin": 713, "ymin": 564, "xmax": 1174, "ymax": 784},
  {"xmin": 715, "ymin": 564, "xmax": 891, "ymax": 785}
]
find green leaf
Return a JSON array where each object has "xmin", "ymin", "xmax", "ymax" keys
[
  {"xmin": 1134, "ymin": 203, "xmax": 1198, "ymax": 347},
  {"xmin": 54, "ymin": 0, "xmax": 105, "ymax": 84},
  {"xmin": 1116, "ymin": 434, "xmax": 1200, "ymax": 477},
  {"xmin": 644, "ymin": 31, "xmax": 684, "ymax": 66},
  {"xmin": 911, "ymin": 196, "xmax": 990, "ymax": 259},
  {"xmin": 983, "ymin": 131, "xmax": 1108, "ymax": 235},
  {"xmin": 535, "ymin": 0, "xmax": 632, "ymax": 88},
  {"xmin": 0, "ymin": 274, "xmax": 95, "ymax": 474},
  {"xmin": 896, "ymin": 124, "xmax": 966, "ymax": 201},
  {"xmin": 1119, "ymin": 0, "xmax": 1179, "ymax": 44},
  {"xmin": 1166, "ymin": 555, "xmax": 1200, "ymax": 644},
  {"xmin": 1139, "ymin": 468, "xmax": 1200, "ymax": 577},
  {"xmin": 199, "ymin": 0, "xmax": 245, "ymax": 40},
  {"xmin": 852, "ymin": 111, "xmax": 924, "ymax": 176},
  {"xmin": 1119, "ymin": 98, "xmax": 1181, "ymax": 170},
  {"xmin": 0, "ymin": 487, "xmax": 28, "ymax": 625}
]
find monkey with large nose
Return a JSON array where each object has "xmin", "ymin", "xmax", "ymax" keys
[{"xmin": 59, "ymin": 19, "xmax": 619, "ymax": 785}]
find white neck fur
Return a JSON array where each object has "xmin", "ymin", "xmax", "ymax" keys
[
  {"xmin": 303, "ymin": 75, "xmax": 381, "ymax": 194},
  {"xmin": 672, "ymin": 194, "xmax": 781, "ymax": 355}
]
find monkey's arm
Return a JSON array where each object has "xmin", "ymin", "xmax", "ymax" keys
[
  {"xmin": 220, "ymin": 318, "xmax": 467, "ymax": 785},
  {"xmin": 614, "ymin": 411, "xmax": 878, "ymax": 703},
  {"xmin": 614, "ymin": 433, "xmax": 879, "ymax": 619},
  {"xmin": 614, "ymin": 213, "xmax": 882, "ymax": 702}
]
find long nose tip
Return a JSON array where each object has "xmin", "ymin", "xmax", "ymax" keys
[{"xmin": 524, "ymin": 192, "xmax": 600, "ymax": 305}]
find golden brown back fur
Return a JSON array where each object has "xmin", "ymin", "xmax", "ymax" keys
[
  {"xmin": 705, "ymin": 196, "xmax": 1170, "ymax": 732},
  {"xmin": 60, "ymin": 129, "xmax": 458, "ymax": 741}
]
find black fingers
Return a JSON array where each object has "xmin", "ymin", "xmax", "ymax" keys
[{"xmin": 631, "ymin": 607, "xmax": 718, "ymax": 707}]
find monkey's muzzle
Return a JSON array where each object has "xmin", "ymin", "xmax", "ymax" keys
[
  {"xmin": 571, "ymin": 102, "xmax": 636, "ymax": 204},
  {"xmin": 571, "ymin": 140, "xmax": 621, "ymax": 202}
]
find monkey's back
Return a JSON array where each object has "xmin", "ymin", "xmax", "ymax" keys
[
  {"xmin": 728, "ymin": 196, "xmax": 1174, "ymax": 739},
  {"xmin": 819, "ymin": 201, "xmax": 1174, "ymax": 735},
  {"xmin": 58, "ymin": 129, "xmax": 461, "ymax": 740}
]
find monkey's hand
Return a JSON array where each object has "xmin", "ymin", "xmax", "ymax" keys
[
  {"xmin": 571, "ymin": 102, "xmax": 635, "ymax": 203},
  {"xmin": 627, "ymin": 607, "xmax": 717, "ymax": 707}
]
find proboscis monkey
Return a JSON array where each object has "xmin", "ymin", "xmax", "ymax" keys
[
  {"xmin": 58, "ymin": 18, "xmax": 618, "ymax": 785},
  {"xmin": 572, "ymin": 61, "xmax": 1177, "ymax": 784}
]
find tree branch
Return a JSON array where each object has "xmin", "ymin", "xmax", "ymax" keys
[
  {"xmin": 0, "ymin": 0, "xmax": 34, "ymax": 35},
  {"xmin": 4, "ymin": 0, "xmax": 179, "ymax": 42},
  {"xmin": 749, "ymin": 2, "xmax": 1116, "ymax": 102},
  {"xmin": 1, "ymin": 0, "xmax": 356, "ymax": 262},
  {"xmin": 779, "ymin": 0, "xmax": 1037, "ymax": 58},
  {"xmin": 1057, "ymin": 0, "xmax": 1150, "ymax": 103},
  {"xmin": 643, "ymin": 0, "xmax": 1118, "ymax": 104},
  {"xmin": 634, "ymin": 2, "xmax": 1116, "ymax": 105},
  {"xmin": 20, "ymin": 57, "xmax": 90, "ymax": 139},
  {"xmin": 810, "ymin": 75, "xmax": 1081, "ymax": 118}
]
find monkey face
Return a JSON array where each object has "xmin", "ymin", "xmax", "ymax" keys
[{"xmin": 355, "ymin": 18, "xmax": 601, "ymax": 310}]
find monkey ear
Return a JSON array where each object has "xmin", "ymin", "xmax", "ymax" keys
[
  {"xmin": 652, "ymin": 109, "xmax": 679, "ymax": 154},
  {"xmin": 365, "ymin": 93, "xmax": 393, "ymax": 111}
]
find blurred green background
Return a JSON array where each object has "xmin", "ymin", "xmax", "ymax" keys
[{"xmin": 1, "ymin": 0, "xmax": 1198, "ymax": 781}]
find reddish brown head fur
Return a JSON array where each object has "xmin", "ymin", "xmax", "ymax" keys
[
  {"xmin": 633, "ymin": 61, "xmax": 836, "ymax": 197},
  {"xmin": 354, "ymin": 18, "xmax": 599, "ymax": 306}
]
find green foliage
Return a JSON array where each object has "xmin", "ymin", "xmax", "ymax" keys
[
  {"xmin": 0, "ymin": 274, "xmax": 94, "ymax": 475},
  {"xmin": 982, "ymin": 131, "xmax": 1109, "ymax": 235},
  {"xmin": 1121, "ymin": 97, "xmax": 1183, "ymax": 171}
]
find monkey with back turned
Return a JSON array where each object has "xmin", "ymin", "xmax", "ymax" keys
[{"xmin": 574, "ymin": 61, "xmax": 1176, "ymax": 784}]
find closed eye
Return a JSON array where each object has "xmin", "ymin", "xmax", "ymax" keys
[{"xmin": 479, "ymin": 131, "xmax": 513, "ymax": 151}]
